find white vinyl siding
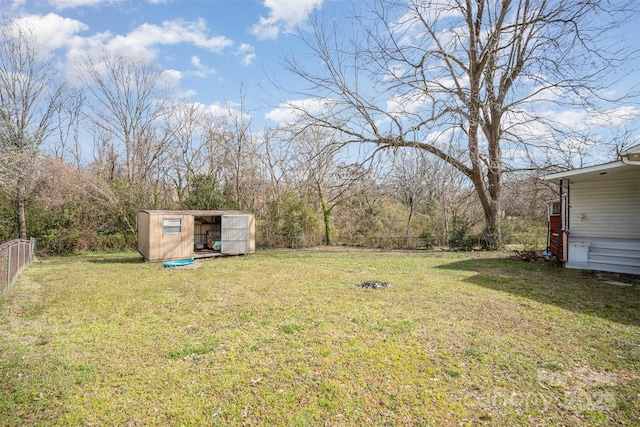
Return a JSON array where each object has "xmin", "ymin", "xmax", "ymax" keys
[{"xmin": 568, "ymin": 168, "xmax": 640, "ymax": 239}]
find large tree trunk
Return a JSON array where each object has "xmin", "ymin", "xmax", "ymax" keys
[
  {"xmin": 468, "ymin": 166, "xmax": 502, "ymax": 249},
  {"xmin": 17, "ymin": 183, "xmax": 27, "ymax": 239},
  {"xmin": 405, "ymin": 206, "xmax": 413, "ymax": 240},
  {"xmin": 467, "ymin": 74, "xmax": 502, "ymax": 249},
  {"xmin": 318, "ymin": 185, "xmax": 332, "ymax": 245},
  {"xmin": 481, "ymin": 197, "xmax": 501, "ymax": 249}
]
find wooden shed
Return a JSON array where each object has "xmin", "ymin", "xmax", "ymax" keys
[{"xmin": 137, "ymin": 210, "xmax": 255, "ymax": 262}]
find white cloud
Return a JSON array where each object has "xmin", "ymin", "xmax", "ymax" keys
[
  {"xmin": 160, "ymin": 69, "xmax": 182, "ymax": 86},
  {"xmin": 65, "ymin": 18, "xmax": 234, "ymax": 71},
  {"xmin": 11, "ymin": 13, "xmax": 88, "ymax": 52},
  {"xmin": 250, "ymin": 0, "xmax": 324, "ymax": 40},
  {"xmin": 190, "ymin": 55, "xmax": 217, "ymax": 77},
  {"xmin": 206, "ymin": 102, "xmax": 232, "ymax": 118},
  {"xmin": 236, "ymin": 43, "xmax": 256, "ymax": 66},
  {"xmin": 10, "ymin": 0, "xmax": 26, "ymax": 10},
  {"xmin": 386, "ymin": 92, "xmax": 430, "ymax": 117},
  {"xmin": 518, "ymin": 106, "xmax": 638, "ymax": 135},
  {"xmin": 106, "ymin": 19, "xmax": 233, "ymax": 58},
  {"xmin": 390, "ymin": 5, "xmax": 463, "ymax": 48},
  {"xmin": 381, "ymin": 64, "xmax": 407, "ymax": 84},
  {"xmin": 588, "ymin": 105, "xmax": 639, "ymax": 127},
  {"xmin": 48, "ymin": 0, "xmax": 112, "ymax": 9},
  {"xmin": 265, "ymin": 98, "xmax": 336, "ymax": 125},
  {"xmin": 48, "ymin": 0, "xmax": 167, "ymax": 9},
  {"xmin": 175, "ymin": 88, "xmax": 197, "ymax": 100}
]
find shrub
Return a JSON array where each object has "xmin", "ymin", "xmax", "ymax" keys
[
  {"xmin": 263, "ymin": 191, "xmax": 318, "ymax": 248},
  {"xmin": 40, "ymin": 228, "xmax": 99, "ymax": 255},
  {"xmin": 419, "ymin": 229, "xmax": 438, "ymax": 249},
  {"xmin": 283, "ymin": 222, "xmax": 304, "ymax": 249},
  {"xmin": 99, "ymin": 233, "xmax": 135, "ymax": 250},
  {"xmin": 448, "ymin": 217, "xmax": 477, "ymax": 251},
  {"xmin": 183, "ymin": 174, "xmax": 224, "ymax": 210}
]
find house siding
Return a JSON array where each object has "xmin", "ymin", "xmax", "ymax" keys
[{"xmin": 568, "ymin": 168, "xmax": 640, "ymax": 239}]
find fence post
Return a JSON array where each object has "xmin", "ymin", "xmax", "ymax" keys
[
  {"xmin": 17, "ymin": 241, "xmax": 21, "ymax": 276},
  {"xmin": 7, "ymin": 243, "xmax": 12, "ymax": 288}
]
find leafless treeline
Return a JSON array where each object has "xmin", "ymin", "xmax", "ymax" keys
[
  {"xmin": 0, "ymin": 41, "xmax": 551, "ymax": 251},
  {"xmin": 2, "ymin": 0, "xmax": 637, "ymax": 252}
]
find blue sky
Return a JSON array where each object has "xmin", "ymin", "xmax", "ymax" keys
[
  {"xmin": 3, "ymin": 0, "xmax": 640, "ymax": 167},
  {"xmin": 4, "ymin": 0, "xmax": 333, "ymax": 125}
]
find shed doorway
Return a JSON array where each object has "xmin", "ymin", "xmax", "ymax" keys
[{"xmin": 193, "ymin": 214, "xmax": 252, "ymax": 258}]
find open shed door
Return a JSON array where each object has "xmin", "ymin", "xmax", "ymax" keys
[{"xmin": 221, "ymin": 215, "xmax": 249, "ymax": 254}]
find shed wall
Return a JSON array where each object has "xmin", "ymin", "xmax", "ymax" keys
[
  {"xmin": 569, "ymin": 168, "xmax": 640, "ymax": 239},
  {"xmin": 138, "ymin": 210, "xmax": 255, "ymax": 262},
  {"xmin": 137, "ymin": 211, "xmax": 151, "ymax": 260},
  {"xmin": 248, "ymin": 213, "xmax": 255, "ymax": 253},
  {"xmin": 147, "ymin": 214, "xmax": 194, "ymax": 261}
]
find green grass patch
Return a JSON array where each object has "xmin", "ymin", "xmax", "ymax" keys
[
  {"xmin": 166, "ymin": 340, "xmax": 221, "ymax": 359},
  {"xmin": 0, "ymin": 248, "xmax": 638, "ymax": 425}
]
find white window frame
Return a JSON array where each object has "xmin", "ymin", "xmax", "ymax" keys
[{"xmin": 162, "ymin": 218, "xmax": 182, "ymax": 235}]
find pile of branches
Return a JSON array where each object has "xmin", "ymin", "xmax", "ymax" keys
[{"xmin": 511, "ymin": 250, "xmax": 545, "ymax": 263}]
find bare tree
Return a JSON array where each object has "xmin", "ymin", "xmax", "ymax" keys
[
  {"xmin": 225, "ymin": 105, "xmax": 253, "ymax": 209},
  {"xmin": 89, "ymin": 124, "xmax": 121, "ymax": 182},
  {"xmin": 0, "ymin": 19, "xmax": 66, "ymax": 238},
  {"xmin": 163, "ymin": 102, "xmax": 207, "ymax": 205},
  {"xmin": 294, "ymin": 125, "xmax": 369, "ymax": 245},
  {"xmin": 80, "ymin": 53, "xmax": 170, "ymax": 185},
  {"xmin": 260, "ymin": 126, "xmax": 298, "ymax": 201},
  {"xmin": 283, "ymin": 0, "xmax": 638, "ymax": 248},
  {"xmin": 202, "ymin": 115, "xmax": 231, "ymax": 186},
  {"xmin": 386, "ymin": 148, "xmax": 435, "ymax": 238},
  {"xmin": 51, "ymin": 87, "xmax": 84, "ymax": 169},
  {"xmin": 218, "ymin": 93, "xmax": 263, "ymax": 210}
]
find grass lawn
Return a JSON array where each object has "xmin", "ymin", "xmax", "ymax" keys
[{"xmin": 1, "ymin": 248, "xmax": 639, "ymax": 426}]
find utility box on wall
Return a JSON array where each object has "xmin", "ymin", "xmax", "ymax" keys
[
  {"xmin": 567, "ymin": 241, "xmax": 589, "ymax": 269},
  {"xmin": 137, "ymin": 210, "xmax": 255, "ymax": 262}
]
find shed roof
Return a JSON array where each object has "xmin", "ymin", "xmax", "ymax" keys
[{"xmin": 139, "ymin": 210, "xmax": 253, "ymax": 216}]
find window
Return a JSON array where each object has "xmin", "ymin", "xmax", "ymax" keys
[{"xmin": 162, "ymin": 218, "xmax": 182, "ymax": 234}]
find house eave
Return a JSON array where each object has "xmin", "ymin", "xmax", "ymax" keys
[
  {"xmin": 544, "ymin": 161, "xmax": 634, "ymax": 183},
  {"xmin": 620, "ymin": 143, "xmax": 640, "ymax": 156}
]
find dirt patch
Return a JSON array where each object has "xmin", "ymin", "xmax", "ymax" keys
[{"xmin": 537, "ymin": 364, "xmax": 619, "ymax": 412}]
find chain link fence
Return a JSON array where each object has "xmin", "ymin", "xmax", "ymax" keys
[
  {"xmin": 258, "ymin": 233, "xmax": 547, "ymax": 251},
  {"xmin": 258, "ymin": 234, "xmax": 435, "ymax": 250},
  {"xmin": 0, "ymin": 238, "xmax": 37, "ymax": 296}
]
